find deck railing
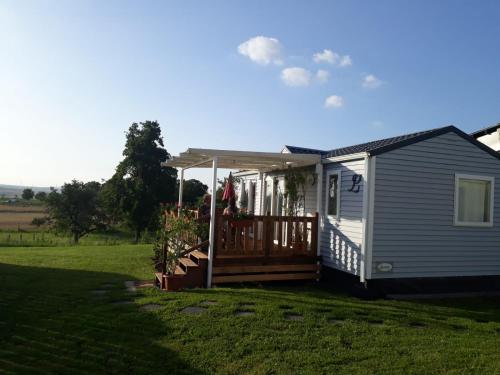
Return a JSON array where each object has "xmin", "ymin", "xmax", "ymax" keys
[{"xmin": 215, "ymin": 213, "xmax": 318, "ymax": 258}]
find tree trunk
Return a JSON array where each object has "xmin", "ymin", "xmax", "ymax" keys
[
  {"xmin": 73, "ymin": 232, "xmax": 79, "ymax": 244},
  {"xmin": 135, "ymin": 229, "xmax": 140, "ymax": 244}
]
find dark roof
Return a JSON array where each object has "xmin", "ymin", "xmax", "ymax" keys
[
  {"xmin": 324, "ymin": 128, "xmax": 442, "ymax": 158},
  {"xmin": 283, "ymin": 145, "xmax": 327, "ymax": 155},
  {"xmin": 470, "ymin": 123, "xmax": 500, "ymax": 138},
  {"xmin": 285, "ymin": 125, "xmax": 500, "ymax": 161}
]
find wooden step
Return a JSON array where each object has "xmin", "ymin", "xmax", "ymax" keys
[
  {"xmin": 189, "ymin": 250, "xmax": 208, "ymax": 260},
  {"xmin": 213, "ymin": 263, "xmax": 319, "ymax": 275},
  {"xmin": 212, "ymin": 272, "xmax": 318, "ymax": 284},
  {"xmin": 179, "ymin": 257, "xmax": 197, "ymax": 268},
  {"xmin": 174, "ymin": 265, "xmax": 186, "ymax": 276}
]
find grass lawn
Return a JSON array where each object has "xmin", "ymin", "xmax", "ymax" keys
[{"xmin": 0, "ymin": 246, "xmax": 499, "ymax": 374}]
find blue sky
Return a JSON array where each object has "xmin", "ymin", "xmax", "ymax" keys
[{"xmin": 1, "ymin": 1, "xmax": 500, "ymax": 187}]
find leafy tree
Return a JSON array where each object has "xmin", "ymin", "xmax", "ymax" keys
[
  {"xmin": 31, "ymin": 217, "xmax": 47, "ymax": 228},
  {"xmin": 22, "ymin": 188, "xmax": 34, "ymax": 200},
  {"xmin": 35, "ymin": 191, "xmax": 47, "ymax": 201},
  {"xmin": 176, "ymin": 179, "xmax": 208, "ymax": 206},
  {"xmin": 102, "ymin": 121, "xmax": 177, "ymax": 242},
  {"xmin": 46, "ymin": 180, "xmax": 106, "ymax": 243}
]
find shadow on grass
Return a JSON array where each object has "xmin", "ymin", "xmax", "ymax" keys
[{"xmin": 0, "ymin": 263, "xmax": 203, "ymax": 374}]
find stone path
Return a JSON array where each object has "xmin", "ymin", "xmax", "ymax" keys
[
  {"xmin": 141, "ymin": 304, "xmax": 163, "ymax": 311},
  {"xmin": 124, "ymin": 281, "xmax": 136, "ymax": 293},
  {"xmin": 180, "ymin": 306, "xmax": 207, "ymax": 314},
  {"xmin": 235, "ymin": 310, "xmax": 255, "ymax": 317},
  {"xmin": 90, "ymin": 290, "xmax": 107, "ymax": 296},
  {"xmin": 285, "ymin": 313, "xmax": 303, "ymax": 321}
]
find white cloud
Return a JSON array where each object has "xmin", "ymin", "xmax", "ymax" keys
[
  {"xmin": 362, "ymin": 74, "xmax": 383, "ymax": 88},
  {"xmin": 281, "ymin": 67, "xmax": 311, "ymax": 87},
  {"xmin": 339, "ymin": 55, "xmax": 352, "ymax": 67},
  {"xmin": 324, "ymin": 95, "xmax": 344, "ymax": 108},
  {"xmin": 237, "ymin": 36, "xmax": 283, "ymax": 65},
  {"xmin": 313, "ymin": 49, "xmax": 338, "ymax": 64},
  {"xmin": 316, "ymin": 69, "xmax": 330, "ymax": 83},
  {"xmin": 313, "ymin": 49, "xmax": 352, "ymax": 67}
]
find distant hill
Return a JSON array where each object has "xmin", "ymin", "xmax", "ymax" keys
[{"xmin": 0, "ymin": 184, "xmax": 54, "ymax": 198}]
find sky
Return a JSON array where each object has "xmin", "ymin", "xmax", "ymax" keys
[{"xmin": 1, "ymin": 0, "xmax": 500, "ymax": 188}]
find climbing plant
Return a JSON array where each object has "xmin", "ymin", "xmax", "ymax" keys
[{"xmin": 283, "ymin": 166, "xmax": 314, "ymax": 217}]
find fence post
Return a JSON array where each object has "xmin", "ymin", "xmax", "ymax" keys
[
  {"xmin": 263, "ymin": 212, "xmax": 271, "ymax": 262},
  {"xmin": 311, "ymin": 212, "xmax": 319, "ymax": 256}
]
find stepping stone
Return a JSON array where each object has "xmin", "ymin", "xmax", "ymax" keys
[
  {"xmin": 91, "ymin": 290, "xmax": 107, "ymax": 295},
  {"xmin": 315, "ymin": 308, "xmax": 332, "ymax": 313},
  {"xmin": 136, "ymin": 281, "xmax": 154, "ymax": 289},
  {"xmin": 451, "ymin": 324, "xmax": 467, "ymax": 332},
  {"xmin": 354, "ymin": 310, "xmax": 369, "ymax": 316},
  {"xmin": 239, "ymin": 304, "xmax": 255, "ymax": 309},
  {"xmin": 180, "ymin": 306, "xmax": 207, "ymax": 315},
  {"xmin": 285, "ymin": 313, "xmax": 303, "ymax": 321},
  {"xmin": 111, "ymin": 300, "xmax": 133, "ymax": 306},
  {"xmin": 408, "ymin": 321, "xmax": 426, "ymax": 328},
  {"xmin": 124, "ymin": 281, "xmax": 136, "ymax": 293},
  {"xmin": 141, "ymin": 304, "xmax": 163, "ymax": 311},
  {"xmin": 200, "ymin": 300, "xmax": 218, "ymax": 306},
  {"xmin": 328, "ymin": 318, "xmax": 345, "ymax": 325},
  {"xmin": 235, "ymin": 310, "xmax": 255, "ymax": 317}
]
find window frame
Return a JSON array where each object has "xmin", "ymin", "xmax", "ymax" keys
[
  {"xmin": 454, "ymin": 173, "xmax": 495, "ymax": 228},
  {"xmin": 325, "ymin": 169, "xmax": 341, "ymax": 220}
]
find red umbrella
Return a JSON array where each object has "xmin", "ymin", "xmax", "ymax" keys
[{"xmin": 222, "ymin": 172, "xmax": 235, "ymax": 201}]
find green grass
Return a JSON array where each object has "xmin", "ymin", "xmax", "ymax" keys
[{"xmin": 1, "ymin": 246, "xmax": 499, "ymax": 374}]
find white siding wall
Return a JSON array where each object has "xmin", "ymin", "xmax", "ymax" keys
[
  {"xmin": 235, "ymin": 168, "xmax": 319, "ymax": 216},
  {"xmin": 236, "ymin": 173, "xmax": 260, "ymax": 214},
  {"xmin": 320, "ymin": 158, "xmax": 365, "ymax": 276},
  {"xmin": 371, "ymin": 132, "xmax": 500, "ymax": 279}
]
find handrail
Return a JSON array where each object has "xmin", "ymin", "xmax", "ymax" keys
[{"xmin": 214, "ymin": 213, "xmax": 319, "ymax": 259}]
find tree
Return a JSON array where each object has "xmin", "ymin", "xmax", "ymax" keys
[
  {"xmin": 46, "ymin": 180, "xmax": 106, "ymax": 243},
  {"xmin": 22, "ymin": 188, "xmax": 34, "ymax": 200},
  {"xmin": 102, "ymin": 121, "xmax": 177, "ymax": 242},
  {"xmin": 176, "ymin": 179, "xmax": 208, "ymax": 206},
  {"xmin": 35, "ymin": 191, "xmax": 47, "ymax": 201},
  {"xmin": 31, "ymin": 217, "xmax": 47, "ymax": 228}
]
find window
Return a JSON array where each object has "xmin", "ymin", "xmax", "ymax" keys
[
  {"xmin": 325, "ymin": 170, "xmax": 341, "ymax": 218},
  {"xmin": 454, "ymin": 174, "xmax": 494, "ymax": 227}
]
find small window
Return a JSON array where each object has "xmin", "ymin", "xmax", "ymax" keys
[
  {"xmin": 326, "ymin": 171, "xmax": 341, "ymax": 218},
  {"xmin": 454, "ymin": 174, "xmax": 494, "ymax": 227}
]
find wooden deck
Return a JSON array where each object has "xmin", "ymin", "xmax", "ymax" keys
[
  {"xmin": 156, "ymin": 211, "xmax": 320, "ymax": 290},
  {"xmin": 211, "ymin": 213, "xmax": 320, "ymax": 284}
]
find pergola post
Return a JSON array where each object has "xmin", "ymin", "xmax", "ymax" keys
[
  {"xmin": 178, "ymin": 168, "xmax": 184, "ymax": 216},
  {"xmin": 315, "ymin": 163, "xmax": 323, "ymax": 256},
  {"xmin": 206, "ymin": 156, "xmax": 218, "ymax": 288}
]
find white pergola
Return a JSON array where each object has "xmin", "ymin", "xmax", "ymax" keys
[{"xmin": 162, "ymin": 148, "xmax": 322, "ymax": 287}]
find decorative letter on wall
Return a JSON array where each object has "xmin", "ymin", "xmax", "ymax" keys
[{"xmin": 348, "ymin": 174, "xmax": 362, "ymax": 193}]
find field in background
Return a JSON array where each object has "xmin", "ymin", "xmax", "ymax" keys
[{"xmin": 0, "ymin": 204, "xmax": 47, "ymax": 230}]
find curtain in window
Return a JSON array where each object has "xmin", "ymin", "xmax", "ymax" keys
[
  {"xmin": 458, "ymin": 179, "xmax": 491, "ymax": 222},
  {"xmin": 328, "ymin": 174, "xmax": 338, "ymax": 216}
]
